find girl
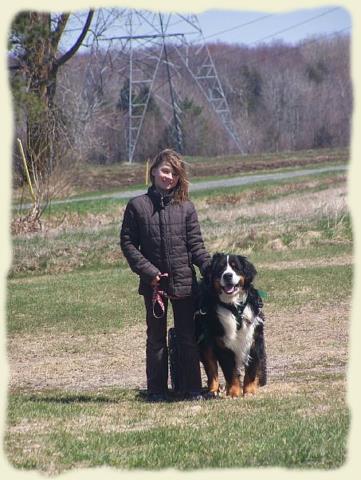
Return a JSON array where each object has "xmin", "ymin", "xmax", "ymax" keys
[{"xmin": 120, "ymin": 149, "xmax": 210, "ymax": 402}]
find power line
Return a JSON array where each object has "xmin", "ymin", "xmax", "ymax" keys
[
  {"xmin": 244, "ymin": 26, "xmax": 351, "ymax": 67},
  {"xmin": 201, "ymin": 7, "xmax": 342, "ymax": 45},
  {"xmin": 251, "ymin": 7, "xmax": 341, "ymax": 45},
  {"xmin": 203, "ymin": 14, "xmax": 274, "ymax": 40}
]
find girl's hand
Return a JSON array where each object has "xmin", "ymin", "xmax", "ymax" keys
[
  {"xmin": 150, "ymin": 274, "xmax": 161, "ymax": 287},
  {"xmin": 150, "ymin": 273, "xmax": 168, "ymax": 287}
]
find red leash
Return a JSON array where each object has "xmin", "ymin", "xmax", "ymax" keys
[
  {"xmin": 151, "ymin": 273, "xmax": 169, "ymax": 318},
  {"xmin": 152, "ymin": 284, "xmax": 166, "ymax": 318},
  {"xmin": 152, "ymin": 283, "xmax": 167, "ymax": 319}
]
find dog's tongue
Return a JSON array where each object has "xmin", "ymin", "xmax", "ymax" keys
[{"xmin": 224, "ymin": 285, "xmax": 235, "ymax": 294}]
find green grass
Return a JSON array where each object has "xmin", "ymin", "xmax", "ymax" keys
[
  {"xmin": 7, "ymin": 258, "xmax": 352, "ymax": 335},
  {"xmin": 5, "ymin": 388, "xmax": 349, "ymax": 472},
  {"xmin": 43, "ymin": 197, "xmax": 127, "ymax": 217},
  {"xmin": 257, "ymin": 264, "xmax": 352, "ymax": 309},
  {"xmin": 7, "ymin": 266, "xmax": 141, "ymax": 334}
]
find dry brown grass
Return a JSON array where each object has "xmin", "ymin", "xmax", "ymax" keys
[
  {"xmin": 197, "ymin": 183, "xmax": 349, "ymax": 254},
  {"xmin": 198, "ymin": 185, "xmax": 347, "ymax": 224},
  {"xmin": 8, "ymin": 297, "xmax": 350, "ymax": 396}
]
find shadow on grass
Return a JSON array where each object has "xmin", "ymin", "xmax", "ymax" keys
[
  {"xmin": 16, "ymin": 388, "xmax": 220, "ymax": 405},
  {"xmin": 136, "ymin": 387, "xmax": 220, "ymax": 403},
  {"xmin": 23, "ymin": 389, "xmax": 140, "ymax": 405},
  {"xmin": 23, "ymin": 390, "xmax": 175, "ymax": 405}
]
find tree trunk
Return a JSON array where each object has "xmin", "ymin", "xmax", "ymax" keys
[{"xmin": 19, "ymin": 10, "xmax": 92, "ymax": 179}]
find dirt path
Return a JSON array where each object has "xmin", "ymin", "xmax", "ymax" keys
[
  {"xmin": 16, "ymin": 164, "xmax": 347, "ymax": 211},
  {"xmin": 8, "ymin": 299, "xmax": 350, "ymax": 394}
]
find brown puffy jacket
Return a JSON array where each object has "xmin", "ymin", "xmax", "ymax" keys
[{"xmin": 120, "ymin": 186, "xmax": 210, "ymax": 297}]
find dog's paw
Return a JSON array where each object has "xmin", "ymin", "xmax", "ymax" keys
[
  {"xmin": 243, "ymin": 378, "xmax": 259, "ymax": 396},
  {"xmin": 226, "ymin": 385, "xmax": 242, "ymax": 398},
  {"xmin": 204, "ymin": 390, "xmax": 222, "ymax": 400}
]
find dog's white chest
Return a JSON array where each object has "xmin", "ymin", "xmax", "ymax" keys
[{"xmin": 216, "ymin": 304, "xmax": 257, "ymax": 371}]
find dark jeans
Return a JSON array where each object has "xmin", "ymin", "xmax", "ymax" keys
[{"xmin": 143, "ymin": 294, "xmax": 202, "ymax": 395}]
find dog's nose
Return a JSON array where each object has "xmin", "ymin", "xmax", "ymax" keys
[{"xmin": 223, "ymin": 272, "xmax": 233, "ymax": 282}]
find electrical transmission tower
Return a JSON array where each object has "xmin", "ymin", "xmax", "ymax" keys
[{"xmin": 84, "ymin": 9, "xmax": 243, "ymax": 162}]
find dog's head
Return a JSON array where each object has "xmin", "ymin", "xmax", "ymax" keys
[{"xmin": 208, "ymin": 253, "xmax": 257, "ymax": 303}]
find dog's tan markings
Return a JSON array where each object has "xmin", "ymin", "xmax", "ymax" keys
[
  {"xmin": 238, "ymin": 276, "xmax": 245, "ymax": 287},
  {"xmin": 243, "ymin": 373, "xmax": 260, "ymax": 395},
  {"xmin": 213, "ymin": 279, "xmax": 222, "ymax": 293},
  {"xmin": 227, "ymin": 375, "xmax": 242, "ymax": 398},
  {"xmin": 202, "ymin": 346, "xmax": 219, "ymax": 393}
]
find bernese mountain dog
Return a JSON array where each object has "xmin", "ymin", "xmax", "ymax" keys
[
  {"xmin": 195, "ymin": 253, "xmax": 267, "ymax": 398},
  {"xmin": 168, "ymin": 253, "xmax": 267, "ymax": 398}
]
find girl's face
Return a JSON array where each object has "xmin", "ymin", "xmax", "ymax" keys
[{"xmin": 152, "ymin": 161, "xmax": 179, "ymax": 192}]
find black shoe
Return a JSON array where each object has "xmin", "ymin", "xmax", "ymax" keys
[
  {"xmin": 146, "ymin": 393, "xmax": 169, "ymax": 403},
  {"xmin": 184, "ymin": 391, "xmax": 204, "ymax": 401},
  {"xmin": 204, "ymin": 391, "xmax": 220, "ymax": 400}
]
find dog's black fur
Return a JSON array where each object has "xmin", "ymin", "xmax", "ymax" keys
[{"xmin": 195, "ymin": 253, "xmax": 267, "ymax": 397}]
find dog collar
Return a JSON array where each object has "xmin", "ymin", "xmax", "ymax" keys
[{"xmin": 219, "ymin": 298, "xmax": 248, "ymax": 330}]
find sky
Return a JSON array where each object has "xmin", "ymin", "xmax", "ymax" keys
[
  {"xmin": 62, "ymin": 5, "xmax": 351, "ymax": 52},
  {"xmin": 196, "ymin": 6, "xmax": 351, "ymax": 45}
]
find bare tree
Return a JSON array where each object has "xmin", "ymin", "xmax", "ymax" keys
[{"xmin": 9, "ymin": 10, "xmax": 94, "ymax": 180}]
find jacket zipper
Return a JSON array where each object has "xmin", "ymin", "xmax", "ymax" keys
[{"xmin": 159, "ymin": 199, "xmax": 173, "ymax": 293}]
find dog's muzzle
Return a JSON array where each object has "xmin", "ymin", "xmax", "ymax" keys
[{"xmin": 221, "ymin": 272, "xmax": 240, "ymax": 295}]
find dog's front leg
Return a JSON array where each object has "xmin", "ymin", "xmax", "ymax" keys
[
  {"xmin": 243, "ymin": 359, "xmax": 260, "ymax": 395},
  {"xmin": 216, "ymin": 349, "xmax": 242, "ymax": 398},
  {"xmin": 243, "ymin": 334, "xmax": 266, "ymax": 395},
  {"xmin": 226, "ymin": 372, "xmax": 242, "ymax": 398},
  {"xmin": 200, "ymin": 345, "xmax": 219, "ymax": 394}
]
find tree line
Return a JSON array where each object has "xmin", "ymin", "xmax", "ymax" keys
[
  {"xmin": 47, "ymin": 34, "xmax": 354, "ymax": 165},
  {"xmin": 9, "ymin": 11, "xmax": 352, "ymax": 185}
]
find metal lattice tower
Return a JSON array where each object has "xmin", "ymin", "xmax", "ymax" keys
[
  {"xmin": 173, "ymin": 14, "xmax": 244, "ymax": 155},
  {"xmin": 83, "ymin": 9, "xmax": 243, "ymax": 162}
]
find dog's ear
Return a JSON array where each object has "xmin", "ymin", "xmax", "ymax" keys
[
  {"xmin": 237, "ymin": 255, "xmax": 257, "ymax": 286},
  {"xmin": 202, "ymin": 261, "xmax": 212, "ymax": 285},
  {"xmin": 211, "ymin": 252, "xmax": 223, "ymax": 264},
  {"xmin": 211, "ymin": 252, "xmax": 224, "ymax": 272},
  {"xmin": 203, "ymin": 253, "xmax": 222, "ymax": 285}
]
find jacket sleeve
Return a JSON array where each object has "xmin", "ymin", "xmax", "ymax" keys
[
  {"xmin": 186, "ymin": 201, "xmax": 211, "ymax": 275},
  {"xmin": 120, "ymin": 201, "xmax": 160, "ymax": 284}
]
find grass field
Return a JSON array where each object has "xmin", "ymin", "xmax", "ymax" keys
[{"xmin": 6, "ymin": 150, "xmax": 352, "ymax": 475}]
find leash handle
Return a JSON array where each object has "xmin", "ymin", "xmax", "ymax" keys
[
  {"xmin": 150, "ymin": 272, "xmax": 169, "ymax": 319},
  {"xmin": 152, "ymin": 283, "xmax": 167, "ymax": 319}
]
